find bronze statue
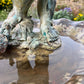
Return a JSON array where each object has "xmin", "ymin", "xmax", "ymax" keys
[{"xmin": 0, "ymin": 0, "xmax": 61, "ymax": 53}]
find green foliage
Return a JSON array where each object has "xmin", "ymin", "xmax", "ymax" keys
[
  {"xmin": 0, "ymin": 10, "xmax": 8, "ymax": 21},
  {"xmin": 53, "ymin": 9, "xmax": 74, "ymax": 20}
]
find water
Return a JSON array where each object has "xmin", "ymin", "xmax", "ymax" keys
[{"xmin": 0, "ymin": 36, "xmax": 84, "ymax": 84}]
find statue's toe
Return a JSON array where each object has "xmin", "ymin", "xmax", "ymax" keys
[{"xmin": 47, "ymin": 27, "xmax": 59, "ymax": 42}]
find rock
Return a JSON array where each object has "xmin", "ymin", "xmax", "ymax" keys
[
  {"xmin": 0, "ymin": 34, "xmax": 8, "ymax": 54},
  {"xmin": 9, "ymin": 18, "xmax": 61, "ymax": 51},
  {"xmin": 0, "ymin": 18, "xmax": 61, "ymax": 54},
  {"xmin": 53, "ymin": 18, "xmax": 84, "ymax": 44},
  {"xmin": 32, "ymin": 18, "xmax": 84, "ymax": 44},
  {"xmin": 66, "ymin": 75, "xmax": 84, "ymax": 84},
  {"xmin": 10, "ymin": 18, "xmax": 33, "ymax": 41}
]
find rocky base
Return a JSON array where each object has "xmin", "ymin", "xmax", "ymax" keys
[
  {"xmin": 53, "ymin": 18, "xmax": 84, "ymax": 44},
  {"xmin": 33, "ymin": 18, "xmax": 84, "ymax": 44},
  {"xmin": 0, "ymin": 34, "xmax": 8, "ymax": 54},
  {"xmin": 0, "ymin": 18, "xmax": 61, "ymax": 54},
  {"xmin": 0, "ymin": 18, "xmax": 84, "ymax": 54},
  {"xmin": 9, "ymin": 32, "xmax": 61, "ymax": 51}
]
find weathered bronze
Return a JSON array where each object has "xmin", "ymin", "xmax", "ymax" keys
[{"xmin": 0, "ymin": 0, "xmax": 61, "ymax": 53}]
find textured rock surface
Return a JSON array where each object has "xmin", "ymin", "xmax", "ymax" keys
[
  {"xmin": 0, "ymin": 34, "xmax": 8, "ymax": 54},
  {"xmin": 33, "ymin": 18, "xmax": 84, "ymax": 44},
  {"xmin": 0, "ymin": 18, "xmax": 61, "ymax": 54},
  {"xmin": 53, "ymin": 18, "xmax": 84, "ymax": 44}
]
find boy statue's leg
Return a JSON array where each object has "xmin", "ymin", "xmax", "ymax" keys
[
  {"xmin": 0, "ymin": 0, "xmax": 34, "ymax": 38},
  {"xmin": 37, "ymin": 0, "xmax": 59, "ymax": 42},
  {"xmin": 0, "ymin": 0, "xmax": 34, "ymax": 53}
]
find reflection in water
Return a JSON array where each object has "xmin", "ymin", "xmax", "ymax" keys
[
  {"xmin": 0, "ymin": 36, "xmax": 84, "ymax": 84},
  {"xmin": 0, "ymin": 47, "xmax": 50, "ymax": 84},
  {"xmin": 16, "ymin": 56, "xmax": 49, "ymax": 84},
  {"xmin": 49, "ymin": 37, "xmax": 84, "ymax": 84}
]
